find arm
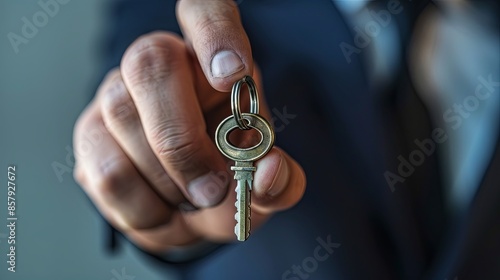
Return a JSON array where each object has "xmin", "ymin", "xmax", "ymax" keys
[{"xmin": 75, "ymin": 0, "xmax": 306, "ymax": 263}]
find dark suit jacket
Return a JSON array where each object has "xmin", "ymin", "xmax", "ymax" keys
[{"xmin": 99, "ymin": 1, "xmax": 500, "ymax": 279}]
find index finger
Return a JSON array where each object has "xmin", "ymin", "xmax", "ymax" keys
[{"xmin": 120, "ymin": 32, "xmax": 229, "ymax": 208}]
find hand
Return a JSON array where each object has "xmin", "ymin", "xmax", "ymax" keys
[{"xmin": 73, "ymin": 0, "xmax": 306, "ymax": 253}]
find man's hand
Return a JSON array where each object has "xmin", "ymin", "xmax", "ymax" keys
[{"xmin": 73, "ymin": 0, "xmax": 306, "ymax": 253}]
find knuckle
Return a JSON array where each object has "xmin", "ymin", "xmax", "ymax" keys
[
  {"xmin": 93, "ymin": 157, "xmax": 135, "ymax": 199},
  {"xmin": 101, "ymin": 68, "xmax": 121, "ymax": 84},
  {"xmin": 101, "ymin": 81, "xmax": 137, "ymax": 128},
  {"xmin": 121, "ymin": 32, "xmax": 183, "ymax": 95},
  {"xmin": 73, "ymin": 123, "xmax": 108, "ymax": 160},
  {"xmin": 150, "ymin": 122, "xmax": 204, "ymax": 170},
  {"xmin": 194, "ymin": 17, "xmax": 235, "ymax": 40}
]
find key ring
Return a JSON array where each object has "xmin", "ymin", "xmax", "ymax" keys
[{"xmin": 231, "ymin": 76, "xmax": 259, "ymax": 130}]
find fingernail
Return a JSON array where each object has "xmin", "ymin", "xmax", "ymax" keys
[
  {"xmin": 266, "ymin": 155, "xmax": 289, "ymax": 197},
  {"xmin": 211, "ymin": 50, "xmax": 244, "ymax": 78},
  {"xmin": 188, "ymin": 171, "xmax": 229, "ymax": 207}
]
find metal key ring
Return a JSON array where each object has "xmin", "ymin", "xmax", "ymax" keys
[{"xmin": 231, "ymin": 76, "xmax": 259, "ymax": 130}]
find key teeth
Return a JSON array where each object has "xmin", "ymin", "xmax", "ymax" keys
[
  {"xmin": 235, "ymin": 187, "xmax": 241, "ymax": 219},
  {"xmin": 234, "ymin": 223, "xmax": 250, "ymax": 241},
  {"xmin": 234, "ymin": 177, "xmax": 252, "ymax": 241},
  {"xmin": 246, "ymin": 216, "xmax": 251, "ymax": 239},
  {"xmin": 234, "ymin": 187, "xmax": 242, "ymax": 239},
  {"xmin": 234, "ymin": 223, "xmax": 239, "ymax": 237},
  {"xmin": 247, "ymin": 189, "xmax": 251, "ymax": 236}
]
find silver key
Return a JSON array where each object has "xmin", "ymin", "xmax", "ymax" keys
[
  {"xmin": 215, "ymin": 76, "xmax": 275, "ymax": 241},
  {"xmin": 232, "ymin": 160, "xmax": 255, "ymax": 241},
  {"xmin": 216, "ymin": 113, "xmax": 275, "ymax": 241}
]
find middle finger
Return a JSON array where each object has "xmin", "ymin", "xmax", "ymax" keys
[{"xmin": 99, "ymin": 69, "xmax": 186, "ymax": 206}]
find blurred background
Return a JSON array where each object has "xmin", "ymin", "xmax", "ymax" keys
[
  {"xmin": 0, "ymin": 1, "xmax": 171, "ymax": 279},
  {"xmin": 0, "ymin": 0, "xmax": 498, "ymax": 279}
]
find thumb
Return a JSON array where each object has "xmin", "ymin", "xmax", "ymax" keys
[{"xmin": 176, "ymin": 0, "xmax": 252, "ymax": 92}]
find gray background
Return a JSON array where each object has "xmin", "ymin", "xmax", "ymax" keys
[{"xmin": 0, "ymin": 1, "xmax": 174, "ymax": 279}]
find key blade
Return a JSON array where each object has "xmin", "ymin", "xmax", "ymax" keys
[
  {"xmin": 232, "ymin": 162, "xmax": 255, "ymax": 241},
  {"xmin": 234, "ymin": 179, "xmax": 251, "ymax": 241}
]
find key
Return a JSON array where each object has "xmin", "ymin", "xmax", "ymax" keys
[
  {"xmin": 214, "ymin": 76, "xmax": 274, "ymax": 241},
  {"xmin": 215, "ymin": 113, "xmax": 275, "ymax": 241},
  {"xmin": 232, "ymin": 161, "xmax": 255, "ymax": 241}
]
